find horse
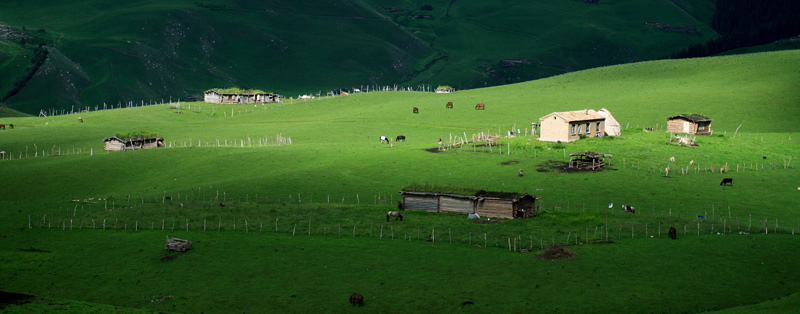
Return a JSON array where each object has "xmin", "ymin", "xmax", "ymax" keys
[
  {"xmin": 78, "ymin": 117, "xmax": 83, "ymax": 123},
  {"xmin": 397, "ymin": 201, "xmax": 403, "ymax": 211},
  {"xmin": 8, "ymin": 124, "xmax": 13, "ymax": 129},
  {"xmin": 720, "ymin": 178, "xmax": 733, "ymax": 186},
  {"xmin": 475, "ymin": 103, "xmax": 485, "ymax": 110},
  {"xmin": 0, "ymin": 124, "xmax": 4, "ymax": 130},
  {"xmin": 386, "ymin": 211, "xmax": 403, "ymax": 222},
  {"xmin": 349, "ymin": 293, "xmax": 364, "ymax": 307},
  {"xmin": 622, "ymin": 205, "xmax": 635, "ymax": 214},
  {"xmin": 668, "ymin": 227, "xmax": 677, "ymax": 239},
  {"xmin": 396, "ymin": 135, "xmax": 405, "ymax": 142},
  {"xmin": 380, "ymin": 136, "xmax": 389, "ymax": 143},
  {"xmin": 446, "ymin": 102, "xmax": 453, "ymax": 109},
  {"xmin": 518, "ymin": 168, "xmax": 524, "ymax": 177},
  {"xmin": 219, "ymin": 202, "xmax": 225, "ymax": 207},
  {"xmin": 413, "ymin": 107, "xmax": 419, "ymax": 114}
]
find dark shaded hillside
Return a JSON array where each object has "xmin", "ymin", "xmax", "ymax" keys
[
  {"xmin": 671, "ymin": 0, "xmax": 800, "ymax": 58},
  {"xmin": 0, "ymin": 0, "xmax": 720, "ymax": 114}
]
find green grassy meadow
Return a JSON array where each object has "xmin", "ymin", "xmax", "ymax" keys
[{"xmin": 1, "ymin": 50, "xmax": 800, "ymax": 313}]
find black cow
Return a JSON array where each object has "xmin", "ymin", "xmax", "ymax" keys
[
  {"xmin": 720, "ymin": 178, "xmax": 733, "ymax": 186},
  {"xmin": 396, "ymin": 135, "xmax": 405, "ymax": 142},
  {"xmin": 668, "ymin": 227, "xmax": 677, "ymax": 239}
]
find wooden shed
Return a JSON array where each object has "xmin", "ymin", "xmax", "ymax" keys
[
  {"xmin": 104, "ymin": 136, "xmax": 164, "ymax": 151},
  {"xmin": 474, "ymin": 191, "xmax": 539, "ymax": 219},
  {"xmin": 667, "ymin": 114, "xmax": 712, "ymax": 135},
  {"xmin": 399, "ymin": 190, "xmax": 539, "ymax": 219}
]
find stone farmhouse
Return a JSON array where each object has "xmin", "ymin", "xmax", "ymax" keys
[
  {"xmin": 538, "ymin": 109, "xmax": 606, "ymax": 142},
  {"xmin": 204, "ymin": 89, "xmax": 280, "ymax": 104}
]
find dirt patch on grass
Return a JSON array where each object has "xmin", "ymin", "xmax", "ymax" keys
[
  {"xmin": 537, "ymin": 245, "xmax": 574, "ymax": 260},
  {"xmin": 160, "ymin": 255, "xmax": 179, "ymax": 262},
  {"xmin": 500, "ymin": 160, "xmax": 520, "ymax": 166},
  {"xmin": 424, "ymin": 147, "xmax": 443, "ymax": 153},
  {"xmin": 536, "ymin": 160, "xmax": 616, "ymax": 173}
]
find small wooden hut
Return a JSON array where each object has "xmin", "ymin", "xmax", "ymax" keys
[
  {"xmin": 474, "ymin": 191, "xmax": 539, "ymax": 219},
  {"xmin": 568, "ymin": 151, "xmax": 612, "ymax": 170},
  {"xmin": 667, "ymin": 114, "xmax": 712, "ymax": 135}
]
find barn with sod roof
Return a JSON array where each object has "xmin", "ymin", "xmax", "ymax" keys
[
  {"xmin": 667, "ymin": 114, "xmax": 712, "ymax": 135},
  {"xmin": 399, "ymin": 190, "xmax": 540, "ymax": 219},
  {"xmin": 204, "ymin": 88, "xmax": 280, "ymax": 104},
  {"xmin": 539, "ymin": 109, "xmax": 606, "ymax": 142},
  {"xmin": 103, "ymin": 136, "xmax": 164, "ymax": 151}
]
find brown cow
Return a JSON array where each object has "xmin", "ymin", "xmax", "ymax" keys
[{"xmin": 349, "ymin": 293, "xmax": 364, "ymax": 307}]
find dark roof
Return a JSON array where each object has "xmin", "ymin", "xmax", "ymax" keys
[
  {"xmin": 475, "ymin": 190, "xmax": 538, "ymax": 200},
  {"xmin": 668, "ymin": 114, "xmax": 712, "ymax": 122}
]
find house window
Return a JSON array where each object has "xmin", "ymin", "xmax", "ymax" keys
[
  {"xmin": 586, "ymin": 123, "xmax": 591, "ymax": 134},
  {"xmin": 571, "ymin": 124, "xmax": 576, "ymax": 135},
  {"xmin": 698, "ymin": 124, "xmax": 705, "ymax": 130},
  {"xmin": 596, "ymin": 122, "xmax": 601, "ymax": 134},
  {"xmin": 577, "ymin": 125, "xmax": 582, "ymax": 134}
]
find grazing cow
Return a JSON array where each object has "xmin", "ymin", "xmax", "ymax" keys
[
  {"xmin": 446, "ymin": 102, "xmax": 453, "ymax": 109},
  {"xmin": 387, "ymin": 211, "xmax": 403, "ymax": 222},
  {"xmin": 396, "ymin": 135, "xmax": 406, "ymax": 142},
  {"xmin": 518, "ymin": 168, "xmax": 524, "ymax": 177},
  {"xmin": 349, "ymin": 293, "xmax": 364, "ymax": 307},
  {"xmin": 78, "ymin": 117, "xmax": 83, "ymax": 123},
  {"xmin": 720, "ymin": 178, "xmax": 733, "ymax": 186},
  {"xmin": 380, "ymin": 136, "xmax": 389, "ymax": 143},
  {"xmin": 413, "ymin": 107, "xmax": 419, "ymax": 114},
  {"xmin": 8, "ymin": 124, "xmax": 13, "ymax": 129},
  {"xmin": 0, "ymin": 124, "xmax": 4, "ymax": 130},
  {"xmin": 763, "ymin": 156, "xmax": 766, "ymax": 160},
  {"xmin": 475, "ymin": 103, "xmax": 485, "ymax": 110},
  {"xmin": 668, "ymin": 227, "xmax": 677, "ymax": 239},
  {"xmin": 622, "ymin": 205, "xmax": 635, "ymax": 214},
  {"xmin": 219, "ymin": 202, "xmax": 225, "ymax": 207}
]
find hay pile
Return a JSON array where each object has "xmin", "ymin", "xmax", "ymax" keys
[{"xmin": 537, "ymin": 245, "xmax": 574, "ymax": 260}]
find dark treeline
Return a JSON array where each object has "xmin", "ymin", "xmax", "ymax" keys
[
  {"xmin": 2, "ymin": 44, "xmax": 49, "ymax": 102},
  {"xmin": 670, "ymin": 0, "xmax": 800, "ymax": 59}
]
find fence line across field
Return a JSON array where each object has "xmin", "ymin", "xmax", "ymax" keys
[{"xmin": 26, "ymin": 210, "xmax": 799, "ymax": 252}]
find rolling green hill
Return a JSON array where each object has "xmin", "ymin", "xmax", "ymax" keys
[
  {"xmin": 0, "ymin": 0, "xmax": 718, "ymax": 114},
  {"xmin": 1, "ymin": 50, "xmax": 799, "ymax": 314}
]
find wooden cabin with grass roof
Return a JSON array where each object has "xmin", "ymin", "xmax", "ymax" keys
[
  {"xmin": 667, "ymin": 114, "xmax": 712, "ymax": 135},
  {"xmin": 104, "ymin": 134, "xmax": 164, "ymax": 151},
  {"xmin": 204, "ymin": 88, "xmax": 280, "ymax": 104},
  {"xmin": 399, "ymin": 189, "xmax": 540, "ymax": 219}
]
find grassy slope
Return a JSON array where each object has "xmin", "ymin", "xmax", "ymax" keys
[
  {"xmin": 0, "ymin": 0, "xmax": 717, "ymax": 114},
  {"xmin": 0, "ymin": 51, "xmax": 799, "ymax": 313}
]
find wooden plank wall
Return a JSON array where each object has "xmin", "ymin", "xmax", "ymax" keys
[
  {"xmin": 404, "ymin": 195, "xmax": 439, "ymax": 212},
  {"xmin": 476, "ymin": 199, "xmax": 514, "ymax": 219},
  {"xmin": 439, "ymin": 196, "xmax": 475, "ymax": 214}
]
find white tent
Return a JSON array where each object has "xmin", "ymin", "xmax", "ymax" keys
[{"xmin": 597, "ymin": 108, "xmax": 621, "ymax": 136}]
